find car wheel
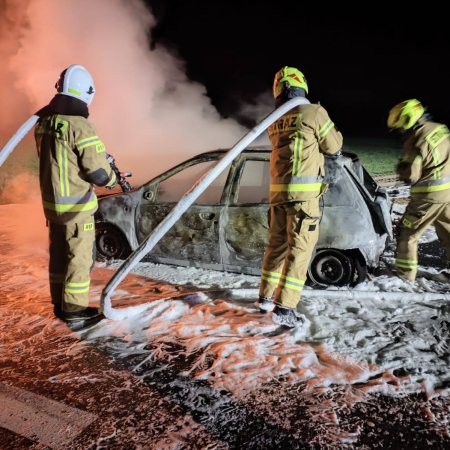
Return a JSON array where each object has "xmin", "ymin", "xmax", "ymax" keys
[
  {"xmin": 96, "ymin": 224, "xmax": 131, "ymax": 261},
  {"xmin": 308, "ymin": 249, "xmax": 354, "ymax": 287}
]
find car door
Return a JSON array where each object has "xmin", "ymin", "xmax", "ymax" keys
[
  {"xmin": 221, "ymin": 152, "xmax": 270, "ymax": 275},
  {"xmin": 136, "ymin": 153, "xmax": 231, "ymax": 268}
]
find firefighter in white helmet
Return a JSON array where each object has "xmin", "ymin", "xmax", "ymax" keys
[
  {"xmin": 34, "ymin": 64, "xmax": 118, "ymax": 329},
  {"xmin": 256, "ymin": 66, "xmax": 343, "ymax": 327},
  {"xmin": 387, "ymin": 99, "xmax": 450, "ymax": 281}
]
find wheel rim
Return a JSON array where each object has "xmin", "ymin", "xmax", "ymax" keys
[
  {"xmin": 96, "ymin": 227, "xmax": 126, "ymax": 259},
  {"xmin": 308, "ymin": 250, "xmax": 353, "ymax": 286}
]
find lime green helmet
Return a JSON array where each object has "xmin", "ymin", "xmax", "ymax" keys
[
  {"xmin": 273, "ymin": 66, "xmax": 309, "ymax": 99},
  {"xmin": 387, "ymin": 99, "xmax": 425, "ymax": 131}
]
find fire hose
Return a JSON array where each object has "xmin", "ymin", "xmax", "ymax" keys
[{"xmin": 0, "ymin": 115, "xmax": 40, "ymax": 167}]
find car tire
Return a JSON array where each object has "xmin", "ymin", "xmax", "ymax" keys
[
  {"xmin": 308, "ymin": 249, "xmax": 358, "ymax": 287},
  {"xmin": 95, "ymin": 224, "xmax": 131, "ymax": 261}
]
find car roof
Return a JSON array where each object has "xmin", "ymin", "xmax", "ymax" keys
[{"xmin": 197, "ymin": 145, "xmax": 272, "ymax": 157}]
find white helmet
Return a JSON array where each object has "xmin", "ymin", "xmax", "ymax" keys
[{"xmin": 55, "ymin": 64, "xmax": 95, "ymax": 106}]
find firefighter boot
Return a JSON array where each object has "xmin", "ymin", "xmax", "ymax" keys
[
  {"xmin": 255, "ymin": 296, "xmax": 275, "ymax": 313},
  {"xmin": 272, "ymin": 305, "xmax": 309, "ymax": 328},
  {"xmin": 54, "ymin": 305, "xmax": 104, "ymax": 330}
]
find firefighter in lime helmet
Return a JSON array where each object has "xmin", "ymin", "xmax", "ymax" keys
[
  {"xmin": 34, "ymin": 64, "xmax": 118, "ymax": 329},
  {"xmin": 256, "ymin": 66, "xmax": 343, "ymax": 327},
  {"xmin": 387, "ymin": 99, "xmax": 425, "ymax": 131},
  {"xmin": 388, "ymin": 99, "xmax": 450, "ymax": 281}
]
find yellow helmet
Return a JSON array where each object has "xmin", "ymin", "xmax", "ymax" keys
[
  {"xmin": 387, "ymin": 99, "xmax": 425, "ymax": 131},
  {"xmin": 273, "ymin": 66, "xmax": 308, "ymax": 99}
]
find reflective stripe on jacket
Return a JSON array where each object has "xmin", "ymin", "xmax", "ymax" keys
[
  {"xmin": 35, "ymin": 114, "xmax": 116, "ymax": 224},
  {"xmin": 268, "ymin": 102, "xmax": 343, "ymax": 204},
  {"xmin": 397, "ymin": 119, "xmax": 450, "ymax": 202}
]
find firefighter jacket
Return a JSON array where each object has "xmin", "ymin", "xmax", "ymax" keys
[
  {"xmin": 397, "ymin": 118, "xmax": 450, "ymax": 203},
  {"xmin": 268, "ymin": 101, "xmax": 343, "ymax": 204},
  {"xmin": 35, "ymin": 104, "xmax": 116, "ymax": 224}
]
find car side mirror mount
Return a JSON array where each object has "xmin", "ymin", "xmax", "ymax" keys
[{"xmin": 143, "ymin": 190, "xmax": 155, "ymax": 201}]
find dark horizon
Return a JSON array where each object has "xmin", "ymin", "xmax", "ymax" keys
[{"xmin": 145, "ymin": 1, "xmax": 450, "ymax": 138}]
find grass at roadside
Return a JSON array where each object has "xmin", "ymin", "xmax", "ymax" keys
[{"xmin": 344, "ymin": 137, "xmax": 400, "ymax": 176}]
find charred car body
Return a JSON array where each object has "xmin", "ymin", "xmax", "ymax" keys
[{"xmin": 95, "ymin": 147, "xmax": 392, "ymax": 287}]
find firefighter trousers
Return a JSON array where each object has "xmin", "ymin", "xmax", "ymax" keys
[
  {"xmin": 395, "ymin": 199, "xmax": 450, "ymax": 280},
  {"xmin": 48, "ymin": 217, "xmax": 96, "ymax": 312},
  {"xmin": 259, "ymin": 198, "xmax": 321, "ymax": 309}
]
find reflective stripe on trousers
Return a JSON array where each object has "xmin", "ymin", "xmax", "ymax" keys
[
  {"xmin": 259, "ymin": 198, "xmax": 320, "ymax": 308},
  {"xmin": 396, "ymin": 200, "xmax": 450, "ymax": 281},
  {"xmin": 48, "ymin": 217, "xmax": 96, "ymax": 311}
]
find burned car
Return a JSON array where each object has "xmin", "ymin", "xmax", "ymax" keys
[{"xmin": 95, "ymin": 147, "xmax": 392, "ymax": 287}]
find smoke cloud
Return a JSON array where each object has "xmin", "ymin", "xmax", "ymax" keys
[{"xmin": 0, "ymin": 0, "xmax": 249, "ymax": 185}]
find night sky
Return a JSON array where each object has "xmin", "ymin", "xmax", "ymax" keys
[{"xmin": 145, "ymin": 1, "xmax": 450, "ymax": 138}]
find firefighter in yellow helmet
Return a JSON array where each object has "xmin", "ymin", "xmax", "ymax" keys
[
  {"xmin": 256, "ymin": 67, "xmax": 343, "ymax": 327},
  {"xmin": 34, "ymin": 64, "xmax": 118, "ymax": 329},
  {"xmin": 387, "ymin": 99, "xmax": 450, "ymax": 281}
]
